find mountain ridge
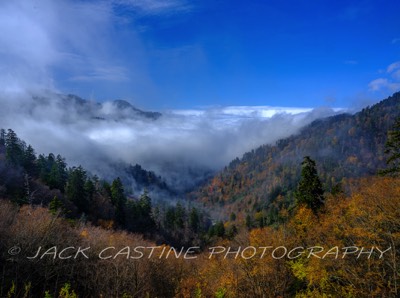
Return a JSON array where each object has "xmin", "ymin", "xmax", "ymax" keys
[{"xmin": 191, "ymin": 92, "xmax": 400, "ymax": 223}]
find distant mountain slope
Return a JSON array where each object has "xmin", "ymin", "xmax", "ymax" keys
[
  {"xmin": 192, "ymin": 92, "xmax": 400, "ymax": 221},
  {"xmin": 32, "ymin": 93, "xmax": 162, "ymax": 121}
]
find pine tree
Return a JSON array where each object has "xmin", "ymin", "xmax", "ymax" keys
[
  {"xmin": 137, "ymin": 190, "xmax": 156, "ymax": 233},
  {"xmin": 0, "ymin": 128, "xmax": 6, "ymax": 146},
  {"xmin": 380, "ymin": 118, "xmax": 400, "ymax": 176},
  {"xmin": 23, "ymin": 145, "xmax": 37, "ymax": 176},
  {"xmin": 49, "ymin": 196, "xmax": 64, "ymax": 215},
  {"xmin": 84, "ymin": 178, "xmax": 95, "ymax": 202},
  {"xmin": 111, "ymin": 177, "xmax": 126, "ymax": 226},
  {"xmin": 294, "ymin": 156, "xmax": 324, "ymax": 213},
  {"xmin": 174, "ymin": 202, "xmax": 185, "ymax": 229},
  {"xmin": 5, "ymin": 129, "xmax": 24, "ymax": 165},
  {"xmin": 66, "ymin": 166, "xmax": 88, "ymax": 213},
  {"xmin": 189, "ymin": 207, "xmax": 200, "ymax": 233},
  {"xmin": 55, "ymin": 155, "xmax": 68, "ymax": 191}
]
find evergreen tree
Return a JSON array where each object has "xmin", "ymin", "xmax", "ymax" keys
[
  {"xmin": 174, "ymin": 202, "xmax": 185, "ymax": 229},
  {"xmin": 66, "ymin": 166, "xmax": 88, "ymax": 213},
  {"xmin": 245, "ymin": 214, "xmax": 252, "ymax": 229},
  {"xmin": 111, "ymin": 177, "xmax": 126, "ymax": 225},
  {"xmin": 5, "ymin": 129, "xmax": 24, "ymax": 165},
  {"xmin": 84, "ymin": 178, "xmax": 95, "ymax": 202},
  {"xmin": 294, "ymin": 156, "xmax": 324, "ymax": 213},
  {"xmin": 23, "ymin": 145, "xmax": 37, "ymax": 176},
  {"xmin": 213, "ymin": 221, "xmax": 225, "ymax": 237},
  {"xmin": 189, "ymin": 207, "xmax": 200, "ymax": 233},
  {"xmin": 165, "ymin": 206, "xmax": 176, "ymax": 230},
  {"xmin": 49, "ymin": 196, "xmax": 64, "ymax": 215},
  {"xmin": 137, "ymin": 190, "xmax": 156, "ymax": 233},
  {"xmin": 55, "ymin": 155, "xmax": 68, "ymax": 191},
  {"xmin": 0, "ymin": 128, "xmax": 5, "ymax": 146},
  {"xmin": 380, "ymin": 118, "xmax": 400, "ymax": 176}
]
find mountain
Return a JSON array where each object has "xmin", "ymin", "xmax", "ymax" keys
[
  {"xmin": 191, "ymin": 92, "xmax": 400, "ymax": 223},
  {"xmin": 31, "ymin": 93, "xmax": 162, "ymax": 121}
]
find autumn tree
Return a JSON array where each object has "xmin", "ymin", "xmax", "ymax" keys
[{"xmin": 294, "ymin": 156, "xmax": 324, "ymax": 213}]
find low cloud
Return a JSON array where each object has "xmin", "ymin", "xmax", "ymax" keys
[{"xmin": 0, "ymin": 91, "xmax": 340, "ymax": 191}]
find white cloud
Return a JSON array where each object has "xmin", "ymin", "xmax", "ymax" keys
[
  {"xmin": 344, "ymin": 60, "xmax": 358, "ymax": 65},
  {"xmin": 387, "ymin": 61, "xmax": 400, "ymax": 73},
  {"xmin": 113, "ymin": 0, "xmax": 191, "ymax": 15},
  {"xmin": 69, "ymin": 66, "xmax": 129, "ymax": 82},
  {"xmin": 0, "ymin": 0, "xmax": 188, "ymax": 94},
  {"xmin": 392, "ymin": 38, "xmax": 400, "ymax": 44},
  {"xmin": 392, "ymin": 69, "xmax": 400, "ymax": 81},
  {"xmin": 368, "ymin": 61, "xmax": 400, "ymax": 93},
  {"xmin": 0, "ymin": 0, "xmax": 124, "ymax": 90},
  {"xmin": 368, "ymin": 78, "xmax": 400, "ymax": 92},
  {"xmin": 369, "ymin": 78, "xmax": 388, "ymax": 91}
]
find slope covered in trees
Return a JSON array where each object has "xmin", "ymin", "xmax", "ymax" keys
[
  {"xmin": 192, "ymin": 92, "xmax": 400, "ymax": 223},
  {"xmin": 0, "ymin": 92, "xmax": 399, "ymax": 296},
  {"xmin": 0, "ymin": 129, "xmax": 212, "ymax": 247},
  {"xmin": 1, "ymin": 176, "xmax": 398, "ymax": 297}
]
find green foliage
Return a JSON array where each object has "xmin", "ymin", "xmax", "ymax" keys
[
  {"xmin": 111, "ymin": 177, "xmax": 126, "ymax": 225},
  {"xmin": 194, "ymin": 283, "xmax": 202, "ymax": 298},
  {"xmin": 189, "ymin": 207, "xmax": 200, "ymax": 232},
  {"xmin": 49, "ymin": 196, "xmax": 64, "ymax": 215},
  {"xmin": 215, "ymin": 287, "xmax": 227, "ymax": 298},
  {"xmin": 66, "ymin": 166, "xmax": 88, "ymax": 213},
  {"xmin": 209, "ymin": 221, "xmax": 225, "ymax": 237},
  {"xmin": 294, "ymin": 156, "xmax": 324, "ymax": 213},
  {"xmin": 245, "ymin": 214, "xmax": 252, "ymax": 229},
  {"xmin": 5, "ymin": 129, "xmax": 25, "ymax": 166},
  {"xmin": 44, "ymin": 290, "xmax": 53, "ymax": 298},
  {"xmin": 225, "ymin": 224, "xmax": 238, "ymax": 239},
  {"xmin": 59, "ymin": 283, "xmax": 77, "ymax": 298},
  {"xmin": 23, "ymin": 282, "xmax": 31, "ymax": 298},
  {"xmin": 23, "ymin": 145, "xmax": 37, "ymax": 176},
  {"xmin": 7, "ymin": 281, "xmax": 15, "ymax": 298},
  {"xmin": 38, "ymin": 154, "xmax": 67, "ymax": 192}
]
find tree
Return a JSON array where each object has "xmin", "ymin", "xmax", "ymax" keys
[
  {"xmin": 137, "ymin": 190, "xmax": 155, "ymax": 233},
  {"xmin": 84, "ymin": 178, "xmax": 95, "ymax": 202},
  {"xmin": 380, "ymin": 118, "xmax": 400, "ymax": 176},
  {"xmin": 294, "ymin": 156, "xmax": 324, "ymax": 213},
  {"xmin": 66, "ymin": 166, "xmax": 88, "ymax": 213},
  {"xmin": 23, "ymin": 145, "xmax": 37, "ymax": 176},
  {"xmin": 0, "ymin": 128, "xmax": 5, "ymax": 146},
  {"xmin": 49, "ymin": 196, "xmax": 64, "ymax": 215},
  {"xmin": 5, "ymin": 129, "xmax": 24, "ymax": 165},
  {"xmin": 189, "ymin": 207, "xmax": 200, "ymax": 233},
  {"xmin": 174, "ymin": 202, "xmax": 185, "ymax": 229},
  {"xmin": 111, "ymin": 177, "xmax": 126, "ymax": 226}
]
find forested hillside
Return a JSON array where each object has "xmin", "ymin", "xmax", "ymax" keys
[
  {"xmin": 192, "ymin": 92, "xmax": 400, "ymax": 224},
  {"xmin": 1, "ymin": 176, "xmax": 398, "ymax": 297},
  {"xmin": 0, "ymin": 93, "xmax": 399, "ymax": 297},
  {"xmin": 0, "ymin": 129, "xmax": 212, "ymax": 247}
]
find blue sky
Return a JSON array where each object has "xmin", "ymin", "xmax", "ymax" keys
[{"xmin": 1, "ymin": 0, "xmax": 400, "ymax": 109}]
